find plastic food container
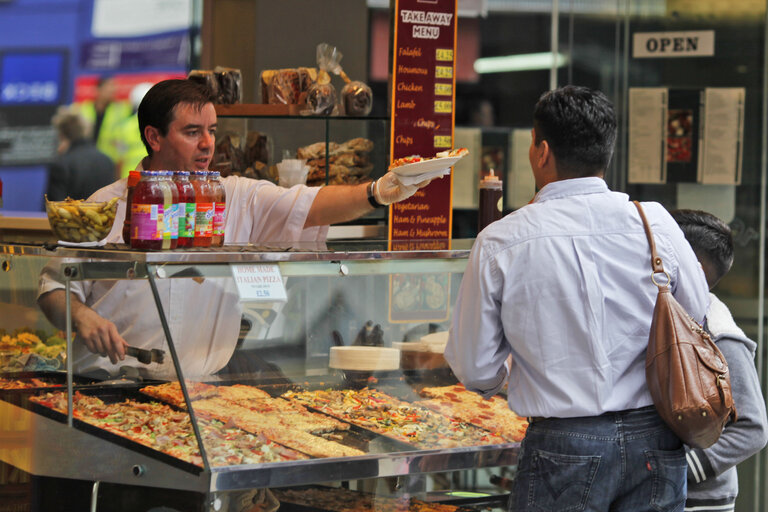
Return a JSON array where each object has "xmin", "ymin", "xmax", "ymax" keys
[{"xmin": 46, "ymin": 197, "xmax": 118, "ymax": 243}]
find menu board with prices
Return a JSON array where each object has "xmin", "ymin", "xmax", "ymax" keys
[{"xmin": 389, "ymin": 0, "xmax": 457, "ymax": 251}]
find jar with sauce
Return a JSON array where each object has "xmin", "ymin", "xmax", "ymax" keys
[
  {"xmin": 130, "ymin": 171, "xmax": 164, "ymax": 250},
  {"xmin": 173, "ymin": 171, "xmax": 196, "ymax": 248},
  {"xmin": 208, "ymin": 171, "xmax": 226, "ymax": 247},
  {"xmin": 157, "ymin": 171, "xmax": 178, "ymax": 250},
  {"xmin": 477, "ymin": 169, "xmax": 503, "ymax": 233},
  {"xmin": 190, "ymin": 170, "xmax": 214, "ymax": 247},
  {"xmin": 122, "ymin": 170, "xmax": 141, "ymax": 244}
]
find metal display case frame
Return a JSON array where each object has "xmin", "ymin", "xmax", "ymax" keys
[{"xmin": 0, "ymin": 241, "xmax": 519, "ymax": 497}]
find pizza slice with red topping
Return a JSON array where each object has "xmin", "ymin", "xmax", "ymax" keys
[{"xmin": 416, "ymin": 384, "xmax": 528, "ymax": 442}]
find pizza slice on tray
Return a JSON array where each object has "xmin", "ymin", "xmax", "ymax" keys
[
  {"xmin": 29, "ymin": 391, "xmax": 307, "ymax": 466},
  {"xmin": 282, "ymin": 387, "xmax": 506, "ymax": 449},
  {"xmin": 192, "ymin": 397, "xmax": 363, "ymax": 458},
  {"xmin": 139, "ymin": 381, "xmax": 219, "ymax": 408},
  {"xmin": 416, "ymin": 384, "xmax": 528, "ymax": 442}
]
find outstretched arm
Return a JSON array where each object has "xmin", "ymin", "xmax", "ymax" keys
[
  {"xmin": 304, "ymin": 172, "xmax": 431, "ymax": 228},
  {"xmin": 38, "ymin": 289, "xmax": 128, "ymax": 364}
]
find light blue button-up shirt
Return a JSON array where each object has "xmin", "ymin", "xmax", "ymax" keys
[{"xmin": 446, "ymin": 177, "xmax": 710, "ymax": 418}]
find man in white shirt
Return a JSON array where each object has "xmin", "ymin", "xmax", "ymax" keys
[
  {"xmin": 38, "ymin": 79, "xmax": 428, "ymax": 378},
  {"xmin": 445, "ymin": 86, "xmax": 710, "ymax": 511}
]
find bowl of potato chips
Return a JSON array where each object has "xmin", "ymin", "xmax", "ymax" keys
[{"xmin": 45, "ymin": 196, "xmax": 118, "ymax": 243}]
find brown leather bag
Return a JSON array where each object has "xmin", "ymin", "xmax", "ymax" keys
[{"xmin": 634, "ymin": 201, "xmax": 737, "ymax": 449}]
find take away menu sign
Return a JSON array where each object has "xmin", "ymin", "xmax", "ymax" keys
[{"xmin": 389, "ymin": 0, "xmax": 457, "ymax": 251}]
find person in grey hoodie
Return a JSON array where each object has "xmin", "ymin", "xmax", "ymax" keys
[{"xmin": 672, "ymin": 209, "xmax": 768, "ymax": 512}]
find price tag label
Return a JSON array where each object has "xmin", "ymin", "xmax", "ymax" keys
[
  {"xmin": 231, "ymin": 264, "xmax": 287, "ymax": 302},
  {"xmin": 435, "ymin": 66, "xmax": 453, "ymax": 79},
  {"xmin": 434, "ymin": 83, "xmax": 452, "ymax": 96},
  {"xmin": 436, "ymin": 48, "xmax": 453, "ymax": 61},
  {"xmin": 434, "ymin": 100, "xmax": 452, "ymax": 114}
]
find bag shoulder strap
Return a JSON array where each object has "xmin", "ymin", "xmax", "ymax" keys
[{"xmin": 632, "ymin": 201, "xmax": 665, "ymax": 275}]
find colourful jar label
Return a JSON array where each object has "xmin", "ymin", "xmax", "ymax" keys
[
  {"xmin": 131, "ymin": 204, "xmax": 163, "ymax": 241},
  {"xmin": 178, "ymin": 202, "xmax": 196, "ymax": 238},
  {"xmin": 195, "ymin": 202, "xmax": 214, "ymax": 237},
  {"xmin": 164, "ymin": 203, "xmax": 179, "ymax": 240},
  {"xmin": 213, "ymin": 202, "xmax": 226, "ymax": 236}
]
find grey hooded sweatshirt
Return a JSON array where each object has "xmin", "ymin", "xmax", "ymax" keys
[{"xmin": 684, "ymin": 294, "xmax": 768, "ymax": 512}]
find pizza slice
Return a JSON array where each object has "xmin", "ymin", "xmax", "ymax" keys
[
  {"xmin": 435, "ymin": 147, "xmax": 469, "ymax": 158},
  {"xmin": 139, "ymin": 381, "xmax": 220, "ymax": 408},
  {"xmin": 283, "ymin": 387, "xmax": 506, "ymax": 449},
  {"xmin": 417, "ymin": 384, "xmax": 528, "ymax": 442},
  {"xmin": 192, "ymin": 397, "xmax": 362, "ymax": 458},
  {"xmin": 215, "ymin": 383, "xmax": 272, "ymax": 401}
]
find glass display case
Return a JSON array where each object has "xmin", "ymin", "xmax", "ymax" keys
[{"xmin": 0, "ymin": 241, "xmax": 521, "ymax": 511}]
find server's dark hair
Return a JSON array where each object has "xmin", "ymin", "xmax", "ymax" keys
[
  {"xmin": 533, "ymin": 85, "xmax": 617, "ymax": 179},
  {"xmin": 138, "ymin": 79, "xmax": 216, "ymax": 156},
  {"xmin": 670, "ymin": 209, "xmax": 734, "ymax": 288}
]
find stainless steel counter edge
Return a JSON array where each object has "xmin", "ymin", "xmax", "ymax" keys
[
  {"xmin": 208, "ymin": 444, "xmax": 519, "ymax": 491},
  {"xmin": 0, "ymin": 241, "xmax": 474, "ymax": 263}
]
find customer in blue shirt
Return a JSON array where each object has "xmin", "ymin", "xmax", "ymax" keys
[{"xmin": 445, "ymin": 85, "xmax": 710, "ymax": 511}]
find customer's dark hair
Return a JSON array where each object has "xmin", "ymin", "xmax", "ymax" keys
[
  {"xmin": 670, "ymin": 209, "xmax": 734, "ymax": 288},
  {"xmin": 138, "ymin": 79, "xmax": 216, "ymax": 156},
  {"xmin": 533, "ymin": 85, "xmax": 617, "ymax": 179}
]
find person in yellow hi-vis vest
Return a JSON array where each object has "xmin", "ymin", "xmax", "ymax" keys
[
  {"xmin": 73, "ymin": 76, "xmax": 131, "ymax": 169},
  {"xmin": 113, "ymin": 82, "xmax": 153, "ymax": 178}
]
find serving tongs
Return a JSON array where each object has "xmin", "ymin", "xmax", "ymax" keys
[{"xmin": 125, "ymin": 346, "xmax": 165, "ymax": 365}]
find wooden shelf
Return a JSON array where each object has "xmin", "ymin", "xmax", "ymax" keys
[{"xmin": 214, "ymin": 103, "xmax": 305, "ymax": 117}]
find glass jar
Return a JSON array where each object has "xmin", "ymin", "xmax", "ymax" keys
[
  {"xmin": 208, "ymin": 171, "xmax": 226, "ymax": 247},
  {"xmin": 130, "ymin": 171, "xmax": 164, "ymax": 250},
  {"xmin": 157, "ymin": 171, "xmax": 179, "ymax": 250},
  {"xmin": 122, "ymin": 170, "xmax": 141, "ymax": 244},
  {"xmin": 173, "ymin": 171, "xmax": 196, "ymax": 248},
  {"xmin": 190, "ymin": 171, "xmax": 214, "ymax": 247}
]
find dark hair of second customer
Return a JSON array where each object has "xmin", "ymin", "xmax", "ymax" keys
[{"xmin": 670, "ymin": 209, "xmax": 734, "ymax": 289}]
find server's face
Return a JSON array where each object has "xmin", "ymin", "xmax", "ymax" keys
[{"xmin": 148, "ymin": 102, "xmax": 217, "ymax": 172}]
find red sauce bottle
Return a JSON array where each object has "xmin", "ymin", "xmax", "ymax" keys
[
  {"xmin": 122, "ymin": 170, "xmax": 141, "ymax": 244},
  {"xmin": 130, "ymin": 171, "xmax": 164, "ymax": 250},
  {"xmin": 209, "ymin": 171, "xmax": 226, "ymax": 247},
  {"xmin": 190, "ymin": 171, "xmax": 213, "ymax": 247},
  {"xmin": 173, "ymin": 171, "xmax": 196, "ymax": 248}
]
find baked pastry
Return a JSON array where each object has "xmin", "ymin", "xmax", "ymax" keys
[
  {"xmin": 341, "ymin": 81, "xmax": 372, "ymax": 116},
  {"xmin": 306, "ymin": 82, "xmax": 337, "ymax": 115}
]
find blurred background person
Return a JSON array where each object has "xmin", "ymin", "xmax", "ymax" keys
[
  {"xmin": 73, "ymin": 75, "xmax": 131, "ymax": 168},
  {"xmin": 113, "ymin": 82, "xmax": 153, "ymax": 178},
  {"xmin": 47, "ymin": 108, "xmax": 114, "ymax": 201}
]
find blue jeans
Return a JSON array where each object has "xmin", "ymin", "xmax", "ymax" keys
[{"xmin": 509, "ymin": 406, "xmax": 687, "ymax": 512}]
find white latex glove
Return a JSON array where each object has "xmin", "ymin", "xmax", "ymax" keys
[{"xmin": 374, "ymin": 171, "xmax": 430, "ymax": 205}]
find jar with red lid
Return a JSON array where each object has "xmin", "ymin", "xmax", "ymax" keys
[
  {"xmin": 173, "ymin": 171, "xmax": 196, "ymax": 248},
  {"xmin": 130, "ymin": 171, "xmax": 164, "ymax": 250},
  {"xmin": 190, "ymin": 170, "xmax": 214, "ymax": 247}
]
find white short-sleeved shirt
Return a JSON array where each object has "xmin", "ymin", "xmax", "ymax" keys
[{"xmin": 39, "ymin": 175, "xmax": 327, "ymax": 378}]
